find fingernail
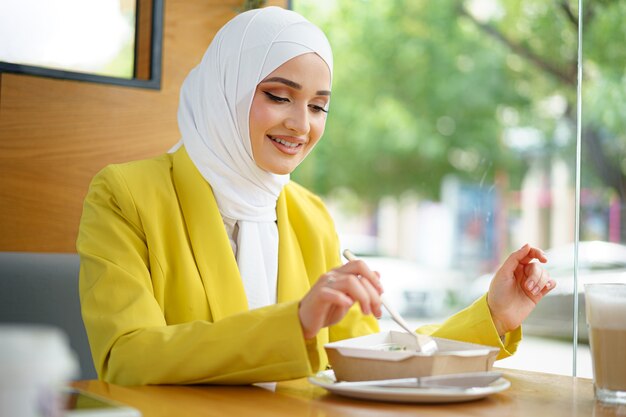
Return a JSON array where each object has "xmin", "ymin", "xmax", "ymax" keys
[
  {"xmin": 532, "ymin": 286, "xmax": 540, "ymax": 295},
  {"xmin": 526, "ymin": 280, "xmax": 535, "ymax": 290}
]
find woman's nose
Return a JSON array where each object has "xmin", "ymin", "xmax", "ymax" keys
[{"xmin": 284, "ymin": 105, "xmax": 309, "ymax": 135}]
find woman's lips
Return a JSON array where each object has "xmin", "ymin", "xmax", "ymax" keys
[{"xmin": 268, "ymin": 135, "xmax": 304, "ymax": 155}]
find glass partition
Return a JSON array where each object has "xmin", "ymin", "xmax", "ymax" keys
[
  {"xmin": 289, "ymin": 0, "xmax": 621, "ymax": 377},
  {"xmin": 577, "ymin": 0, "xmax": 626, "ymax": 376}
]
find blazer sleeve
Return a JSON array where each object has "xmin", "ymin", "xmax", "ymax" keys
[
  {"xmin": 78, "ymin": 166, "xmax": 315, "ymax": 385},
  {"xmin": 415, "ymin": 294, "xmax": 522, "ymax": 360}
]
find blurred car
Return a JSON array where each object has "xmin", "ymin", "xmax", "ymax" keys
[
  {"xmin": 466, "ymin": 241, "xmax": 626, "ymax": 342},
  {"xmin": 359, "ymin": 256, "xmax": 463, "ymax": 318}
]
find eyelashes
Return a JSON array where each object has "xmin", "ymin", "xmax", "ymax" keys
[
  {"xmin": 263, "ymin": 91, "xmax": 289, "ymax": 103},
  {"xmin": 311, "ymin": 105, "xmax": 329, "ymax": 114},
  {"xmin": 263, "ymin": 91, "xmax": 328, "ymax": 113}
]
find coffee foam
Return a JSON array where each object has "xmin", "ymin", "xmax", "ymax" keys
[{"xmin": 585, "ymin": 285, "xmax": 626, "ymax": 330}]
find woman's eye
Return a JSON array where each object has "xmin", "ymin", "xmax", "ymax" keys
[
  {"xmin": 263, "ymin": 91, "xmax": 289, "ymax": 103},
  {"xmin": 309, "ymin": 105, "xmax": 328, "ymax": 114}
]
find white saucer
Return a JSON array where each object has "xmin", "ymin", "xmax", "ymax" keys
[{"xmin": 308, "ymin": 370, "xmax": 511, "ymax": 404}]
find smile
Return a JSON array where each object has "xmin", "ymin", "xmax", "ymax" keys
[{"xmin": 269, "ymin": 136, "xmax": 302, "ymax": 148}]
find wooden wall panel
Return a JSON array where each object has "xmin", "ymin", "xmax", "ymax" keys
[{"xmin": 0, "ymin": 0, "xmax": 287, "ymax": 252}]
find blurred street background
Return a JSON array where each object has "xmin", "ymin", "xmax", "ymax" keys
[{"xmin": 293, "ymin": 0, "xmax": 626, "ymax": 378}]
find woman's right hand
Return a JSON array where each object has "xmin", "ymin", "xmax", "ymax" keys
[{"xmin": 298, "ymin": 260, "xmax": 383, "ymax": 339}]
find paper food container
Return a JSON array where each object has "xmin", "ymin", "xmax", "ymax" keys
[{"xmin": 325, "ymin": 331, "xmax": 499, "ymax": 381}]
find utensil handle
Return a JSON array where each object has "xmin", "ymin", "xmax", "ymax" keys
[
  {"xmin": 342, "ymin": 250, "xmax": 408, "ymax": 326},
  {"xmin": 380, "ymin": 295, "xmax": 413, "ymax": 333},
  {"xmin": 342, "ymin": 249, "xmax": 438, "ymax": 355}
]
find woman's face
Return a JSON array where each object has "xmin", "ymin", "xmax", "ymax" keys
[{"xmin": 249, "ymin": 52, "xmax": 331, "ymax": 175}]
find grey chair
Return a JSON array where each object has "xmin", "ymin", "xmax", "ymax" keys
[{"xmin": 0, "ymin": 252, "xmax": 97, "ymax": 380}]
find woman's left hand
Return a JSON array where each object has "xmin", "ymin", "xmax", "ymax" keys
[{"xmin": 487, "ymin": 243, "xmax": 556, "ymax": 336}]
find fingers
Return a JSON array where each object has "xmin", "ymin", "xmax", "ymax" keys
[
  {"xmin": 488, "ymin": 244, "xmax": 556, "ymax": 335},
  {"xmin": 324, "ymin": 271, "xmax": 382, "ymax": 317},
  {"xmin": 522, "ymin": 263, "xmax": 555, "ymax": 298},
  {"xmin": 298, "ymin": 286, "xmax": 352, "ymax": 339},
  {"xmin": 516, "ymin": 243, "xmax": 548, "ymax": 264},
  {"xmin": 299, "ymin": 255, "xmax": 386, "ymax": 339},
  {"xmin": 540, "ymin": 279, "xmax": 556, "ymax": 296},
  {"xmin": 337, "ymin": 259, "xmax": 384, "ymax": 294},
  {"xmin": 359, "ymin": 277, "xmax": 383, "ymax": 318},
  {"xmin": 316, "ymin": 285, "xmax": 354, "ymax": 311},
  {"xmin": 522, "ymin": 263, "xmax": 546, "ymax": 296},
  {"xmin": 500, "ymin": 243, "xmax": 548, "ymax": 277},
  {"xmin": 336, "ymin": 258, "xmax": 384, "ymax": 316}
]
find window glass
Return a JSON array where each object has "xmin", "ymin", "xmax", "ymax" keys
[
  {"xmin": 292, "ymin": 0, "xmax": 598, "ymax": 377},
  {"xmin": 578, "ymin": 0, "xmax": 626, "ymax": 376},
  {"xmin": 0, "ymin": 0, "xmax": 136, "ymax": 79}
]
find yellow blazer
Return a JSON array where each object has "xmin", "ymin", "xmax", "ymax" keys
[{"xmin": 77, "ymin": 147, "xmax": 520, "ymax": 386}]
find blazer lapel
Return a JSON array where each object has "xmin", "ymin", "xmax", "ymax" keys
[
  {"xmin": 172, "ymin": 147, "xmax": 249, "ymax": 321},
  {"xmin": 276, "ymin": 191, "xmax": 311, "ymax": 303}
]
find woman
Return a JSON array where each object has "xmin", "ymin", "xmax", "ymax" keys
[{"xmin": 77, "ymin": 6, "xmax": 554, "ymax": 386}]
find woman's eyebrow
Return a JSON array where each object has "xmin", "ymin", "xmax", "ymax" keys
[{"xmin": 260, "ymin": 76, "xmax": 331, "ymax": 96}]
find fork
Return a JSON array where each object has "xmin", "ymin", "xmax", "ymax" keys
[{"xmin": 343, "ymin": 249, "xmax": 438, "ymax": 354}]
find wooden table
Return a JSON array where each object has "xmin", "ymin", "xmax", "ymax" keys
[{"xmin": 72, "ymin": 369, "xmax": 626, "ymax": 417}]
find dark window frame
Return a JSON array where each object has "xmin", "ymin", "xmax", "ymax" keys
[{"xmin": 0, "ymin": 0, "xmax": 164, "ymax": 90}]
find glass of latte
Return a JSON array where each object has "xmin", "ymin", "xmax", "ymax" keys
[{"xmin": 585, "ymin": 283, "xmax": 626, "ymax": 405}]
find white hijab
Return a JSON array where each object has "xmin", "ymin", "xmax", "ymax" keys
[{"xmin": 173, "ymin": 7, "xmax": 333, "ymax": 309}]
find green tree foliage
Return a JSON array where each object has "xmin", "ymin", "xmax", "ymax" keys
[
  {"xmin": 292, "ymin": 0, "xmax": 625, "ymax": 220},
  {"xmin": 581, "ymin": 1, "xmax": 626, "ymax": 196}
]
